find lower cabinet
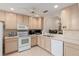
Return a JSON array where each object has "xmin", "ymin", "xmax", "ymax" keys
[
  {"xmin": 44, "ymin": 37, "xmax": 51, "ymax": 52},
  {"xmin": 37, "ymin": 36, "xmax": 51, "ymax": 52},
  {"xmin": 39, "ymin": 36, "xmax": 45, "ymax": 48},
  {"xmin": 4, "ymin": 38, "xmax": 18, "ymax": 54},
  {"xmin": 31, "ymin": 36, "xmax": 38, "ymax": 47},
  {"xmin": 64, "ymin": 42, "xmax": 79, "ymax": 56},
  {"xmin": 37, "ymin": 36, "xmax": 41, "ymax": 47}
]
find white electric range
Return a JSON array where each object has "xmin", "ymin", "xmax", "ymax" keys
[{"xmin": 17, "ymin": 24, "xmax": 31, "ymax": 52}]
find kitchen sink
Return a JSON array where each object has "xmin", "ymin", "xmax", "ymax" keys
[{"xmin": 43, "ymin": 34, "xmax": 54, "ymax": 37}]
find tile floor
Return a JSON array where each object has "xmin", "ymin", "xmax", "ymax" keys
[{"xmin": 7, "ymin": 46, "xmax": 52, "ymax": 56}]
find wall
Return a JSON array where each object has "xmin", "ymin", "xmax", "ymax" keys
[
  {"xmin": 61, "ymin": 4, "xmax": 79, "ymax": 30},
  {"xmin": 43, "ymin": 17, "xmax": 57, "ymax": 33}
]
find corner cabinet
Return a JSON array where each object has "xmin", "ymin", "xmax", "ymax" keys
[
  {"xmin": 61, "ymin": 4, "xmax": 79, "ymax": 30},
  {"xmin": 5, "ymin": 12, "xmax": 17, "ymax": 29}
]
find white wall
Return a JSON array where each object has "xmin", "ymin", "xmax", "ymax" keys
[{"xmin": 43, "ymin": 17, "xmax": 57, "ymax": 33}]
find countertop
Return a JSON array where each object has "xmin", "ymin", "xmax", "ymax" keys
[
  {"xmin": 42, "ymin": 33, "xmax": 79, "ymax": 45},
  {"xmin": 5, "ymin": 36, "xmax": 18, "ymax": 39},
  {"xmin": 5, "ymin": 32, "xmax": 79, "ymax": 45}
]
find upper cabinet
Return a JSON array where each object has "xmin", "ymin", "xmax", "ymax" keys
[
  {"xmin": 0, "ymin": 11, "xmax": 6, "ymax": 21},
  {"xmin": 5, "ymin": 12, "xmax": 16, "ymax": 29},
  {"xmin": 37, "ymin": 17, "xmax": 42, "ymax": 29},
  {"xmin": 16, "ymin": 14, "xmax": 29, "ymax": 26},
  {"xmin": 61, "ymin": 4, "xmax": 79, "ymax": 30},
  {"xmin": 16, "ymin": 14, "xmax": 24, "ymax": 25},
  {"xmin": 0, "ymin": 10, "xmax": 43, "ymax": 30},
  {"xmin": 23, "ymin": 15, "xmax": 29, "ymax": 26},
  {"xmin": 29, "ymin": 17, "xmax": 37, "ymax": 29},
  {"xmin": 29, "ymin": 17, "xmax": 43, "ymax": 29}
]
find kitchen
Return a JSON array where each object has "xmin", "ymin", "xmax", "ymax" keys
[{"xmin": 0, "ymin": 3, "xmax": 79, "ymax": 56}]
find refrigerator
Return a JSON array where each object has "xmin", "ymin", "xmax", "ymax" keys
[{"xmin": 0, "ymin": 21, "xmax": 4, "ymax": 56}]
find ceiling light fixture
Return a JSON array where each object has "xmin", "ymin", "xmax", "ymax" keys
[
  {"xmin": 43, "ymin": 10, "xmax": 48, "ymax": 13},
  {"xmin": 10, "ymin": 8, "xmax": 14, "ymax": 11},
  {"xmin": 54, "ymin": 5, "xmax": 58, "ymax": 8},
  {"xmin": 31, "ymin": 8, "xmax": 40, "ymax": 17}
]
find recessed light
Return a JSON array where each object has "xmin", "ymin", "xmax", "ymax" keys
[
  {"xmin": 35, "ymin": 14, "xmax": 39, "ymax": 17},
  {"xmin": 54, "ymin": 5, "xmax": 58, "ymax": 8},
  {"xmin": 62, "ymin": 10, "xmax": 66, "ymax": 13},
  {"xmin": 10, "ymin": 8, "xmax": 14, "ymax": 11}
]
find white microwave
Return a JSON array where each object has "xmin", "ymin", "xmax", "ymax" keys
[{"xmin": 17, "ymin": 24, "xmax": 28, "ymax": 30}]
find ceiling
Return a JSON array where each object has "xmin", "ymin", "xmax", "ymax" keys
[{"xmin": 0, "ymin": 3, "xmax": 74, "ymax": 17}]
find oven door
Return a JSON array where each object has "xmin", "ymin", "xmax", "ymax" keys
[{"xmin": 18, "ymin": 37, "xmax": 31, "ymax": 47}]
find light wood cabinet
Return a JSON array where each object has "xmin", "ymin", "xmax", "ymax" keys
[
  {"xmin": 64, "ymin": 42, "xmax": 79, "ymax": 56},
  {"xmin": 16, "ymin": 14, "xmax": 24, "ymax": 25},
  {"xmin": 29, "ymin": 17, "xmax": 42, "ymax": 29},
  {"xmin": 37, "ymin": 36, "xmax": 45, "ymax": 49},
  {"xmin": 31, "ymin": 36, "xmax": 38, "ymax": 47},
  {"xmin": 5, "ymin": 12, "xmax": 16, "ymax": 29},
  {"xmin": 45, "ymin": 37, "xmax": 51, "ymax": 52},
  {"xmin": 37, "ymin": 17, "xmax": 42, "ymax": 29},
  {"xmin": 61, "ymin": 4, "xmax": 79, "ymax": 30},
  {"xmin": 29, "ymin": 17, "xmax": 37, "ymax": 29},
  {"xmin": 37, "ymin": 36, "xmax": 41, "ymax": 47},
  {"xmin": 17, "ymin": 15, "xmax": 29, "ymax": 27},
  {"xmin": 23, "ymin": 15, "xmax": 29, "ymax": 26},
  {"xmin": 0, "ymin": 11, "xmax": 6, "ymax": 22},
  {"xmin": 5, "ymin": 38, "xmax": 18, "ymax": 54},
  {"xmin": 40, "ymin": 36, "xmax": 45, "ymax": 48},
  {"xmin": 61, "ymin": 7, "xmax": 72, "ymax": 30},
  {"xmin": 37, "ymin": 36, "xmax": 51, "ymax": 52}
]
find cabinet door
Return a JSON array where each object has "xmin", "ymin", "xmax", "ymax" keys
[
  {"xmin": 64, "ymin": 46, "xmax": 79, "ymax": 56},
  {"xmin": 61, "ymin": 4, "xmax": 79, "ymax": 30},
  {"xmin": 45, "ymin": 37, "xmax": 51, "ymax": 52},
  {"xmin": 64, "ymin": 42, "xmax": 79, "ymax": 56},
  {"xmin": 6, "ymin": 12, "xmax": 16, "ymax": 29},
  {"xmin": 37, "ymin": 36, "xmax": 44, "ymax": 48},
  {"xmin": 31, "ymin": 36, "xmax": 37, "ymax": 47},
  {"xmin": 40, "ymin": 36, "xmax": 45, "ymax": 48},
  {"xmin": 61, "ymin": 6, "xmax": 72, "ymax": 30},
  {"xmin": 71, "ymin": 4, "xmax": 79, "ymax": 30},
  {"xmin": 29, "ymin": 17, "xmax": 37, "ymax": 29},
  {"xmin": 23, "ymin": 15, "xmax": 29, "ymax": 26},
  {"xmin": 16, "ymin": 14, "xmax": 24, "ymax": 25},
  {"xmin": 28, "ymin": 17, "xmax": 33, "ymax": 29},
  {"xmin": 5, "ymin": 39, "xmax": 18, "ymax": 54},
  {"xmin": 29, "ymin": 17, "xmax": 42, "ymax": 29},
  {"xmin": 0, "ymin": 11, "xmax": 6, "ymax": 21},
  {"xmin": 37, "ymin": 18, "xmax": 42, "ymax": 29},
  {"xmin": 37, "ymin": 36, "xmax": 41, "ymax": 46}
]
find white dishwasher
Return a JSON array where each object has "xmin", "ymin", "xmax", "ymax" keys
[{"xmin": 51, "ymin": 37, "xmax": 64, "ymax": 56}]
